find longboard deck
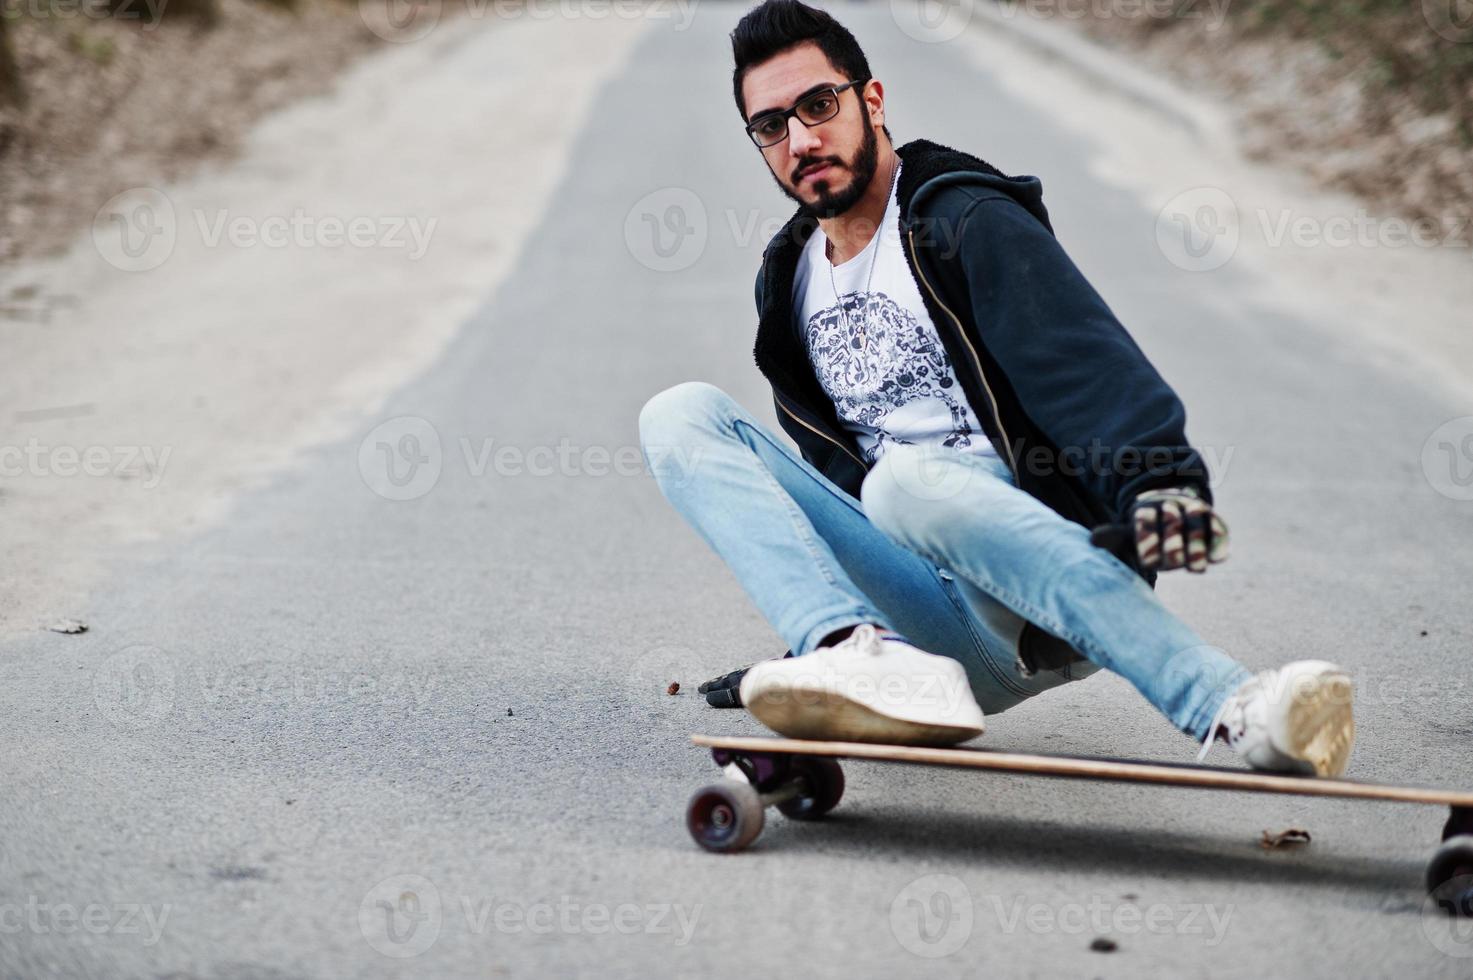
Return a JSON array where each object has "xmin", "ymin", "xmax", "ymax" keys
[{"xmin": 692, "ymin": 735, "xmax": 1473, "ymax": 808}]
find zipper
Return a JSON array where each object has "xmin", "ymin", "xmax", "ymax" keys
[
  {"xmin": 774, "ymin": 390, "xmax": 866, "ymax": 468},
  {"xmin": 906, "ymin": 225, "xmax": 1016, "ymax": 475}
]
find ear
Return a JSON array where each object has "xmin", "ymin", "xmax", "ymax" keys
[{"xmin": 862, "ymin": 79, "xmax": 886, "ymax": 130}]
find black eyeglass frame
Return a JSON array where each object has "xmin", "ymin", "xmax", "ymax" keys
[{"xmin": 744, "ymin": 80, "xmax": 867, "ymax": 148}]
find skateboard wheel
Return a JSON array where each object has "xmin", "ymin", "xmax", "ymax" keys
[
  {"xmin": 776, "ymin": 757, "xmax": 845, "ymax": 821},
  {"xmin": 1425, "ymin": 835, "xmax": 1473, "ymax": 917},
  {"xmin": 687, "ymin": 780, "xmax": 764, "ymax": 853}
]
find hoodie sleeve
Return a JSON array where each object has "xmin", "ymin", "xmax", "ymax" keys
[{"xmin": 944, "ymin": 190, "xmax": 1213, "ymax": 519}]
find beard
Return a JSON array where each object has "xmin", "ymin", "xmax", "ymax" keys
[{"xmin": 772, "ymin": 113, "xmax": 880, "ymax": 220}]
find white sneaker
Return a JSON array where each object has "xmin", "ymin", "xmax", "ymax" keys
[
  {"xmin": 738, "ymin": 624, "xmax": 986, "ymax": 746},
  {"xmin": 1197, "ymin": 660, "xmax": 1355, "ymax": 777}
]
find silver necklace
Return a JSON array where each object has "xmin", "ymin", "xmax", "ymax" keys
[{"xmin": 826, "ymin": 154, "xmax": 900, "ymax": 353}]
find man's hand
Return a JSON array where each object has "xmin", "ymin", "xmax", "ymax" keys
[{"xmin": 1129, "ymin": 486, "xmax": 1229, "ymax": 573}]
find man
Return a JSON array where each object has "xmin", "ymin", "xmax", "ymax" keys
[{"xmin": 638, "ymin": 0, "xmax": 1355, "ymax": 776}]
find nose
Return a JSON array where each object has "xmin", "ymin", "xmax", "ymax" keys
[{"xmin": 786, "ymin": 116, "xmax": 820, "ymax": 159}]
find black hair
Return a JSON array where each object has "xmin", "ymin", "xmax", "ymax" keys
[{"xmin": 731, "ymin": 0, "xmax": 891, "ymax": 141}]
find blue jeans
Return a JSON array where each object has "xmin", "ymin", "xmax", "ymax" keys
[{"xmin": 638, "ymin": 381, "xmax": 1250, "ymax": 739}]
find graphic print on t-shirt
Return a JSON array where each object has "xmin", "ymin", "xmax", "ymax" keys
[
  {"xmin": 802, "ymin": 289, "xmax": 978, "ymax": 464},
  {"xmin": 790, "ymin": 158, "xmax": 998, "ymax": 467}
]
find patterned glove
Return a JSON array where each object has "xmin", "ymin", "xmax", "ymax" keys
[
  {"xmin": 1129, "ymin": 486, "xmax": 1229, "ymax": 573},
  {"xmin": 697, "ymin": 650, "xmax": 794, "ymax": 708}
]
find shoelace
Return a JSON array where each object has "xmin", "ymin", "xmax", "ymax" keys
[{"xmin": 1195, "ymin": 686, "xmax": 1247, "ymax": 762}]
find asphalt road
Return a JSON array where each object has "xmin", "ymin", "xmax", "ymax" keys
[{"xmin": 4, "ymin": 7, "xmax": 1473, "ymax": 978}]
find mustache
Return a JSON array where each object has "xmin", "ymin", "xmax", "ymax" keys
[{"xmin": 792, "ymin": 157, "xmax": 843, "ymax": 182}]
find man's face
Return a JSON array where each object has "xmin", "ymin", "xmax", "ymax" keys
[{"xmin": 741, "ymin": 42, "xmax": 882, "ymax": 219}]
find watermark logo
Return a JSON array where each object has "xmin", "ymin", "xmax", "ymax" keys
[
  {"xmin": 864, "ymin": 443, "xmax": 993, "ymax": 504},
  {"xmin": 359, "ymin": 416, "xmax": 443, "ymax": 501},
  {"xmin": 890, "ymin": 873, "xmax": 973, "ymax": 958},
  {"xmin": 1421, "ymin": 416, "xmax": 1473, "ymax": 501},
  {"xmin": 93, "ymin": 645, "xmax": 177, "ymax": 729},
  {"xmin": 360, "ymin": 874, "xmax": 442, "ymax": 958},
  {"xmin": 1422, "ymin": 0, "xmax": 1473, "ymax": 43},
  {"xmin": 358, "ymin": 0, "xmax": 443, "ymax": 42},
  {"xmin": 1156, "ymin": 186, "xmax": 1239, "ymax": 272},
  {"xmin": 93, "ymin": 188, "xmax": 177, "ymax": 273},
  {"xmin": 890, "ymin": 0, "xmax": 973, "ymax": 44},
  {"xmin": 625, "ymin": 188, "xmax": 707, "ymax": 273},
  {"xmin": 1421, "ymin": 874, "xmax": 1473, "ymax": 957}
]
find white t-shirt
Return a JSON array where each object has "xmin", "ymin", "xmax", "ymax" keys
[{"xmin": 792, "ymin": 162, "xmax": 998, "ymax": 466}]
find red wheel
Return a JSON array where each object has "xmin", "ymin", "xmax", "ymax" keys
[
  {"xmin": 687, "ymin": 781, "xmax": 764, "ymax": 853},
  {"xmin": 776, "ymin": 757, "xmax": 845, "ymax": 821}
]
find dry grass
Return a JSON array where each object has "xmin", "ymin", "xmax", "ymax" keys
[
  {"xmin": 1069, "ymin": 0, "xmax": 1473, "ymax": 230},
  {"xmin": 0, "ymin": 0, "xmax": 381, "ymax": 263}
]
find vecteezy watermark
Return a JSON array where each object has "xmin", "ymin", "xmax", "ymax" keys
[
  {"xmin": 357, "ymin": 0, "xmax": 698, "ymax": 44},
  {"xmin": 1421, "ymin": 416, "xmax": 1473, "ymax": 502},
  {"xmin": 0, "ymin": 0, "xmax": 167, "ymax": 24},
  {"xmin": 0, "ymin": 898, "xmax": 171, "ymax": 946},
  {"xmin": 361, "ymin": 875, "xmax": 442, "ymax": 958},
  {"xmin": 1422, "ymin": 0, "xmax": 1473, "ymax": 43},
  {"xmin": 356, "ymin": 415, "xmax": 702, "ymax": 501},
  {"xmin": 890, "ymin": 873, "xmax": 974, "ymax": 958},
  {"xmin": 1255, "ymin": 208, "xmax": 1471, "ymax": 251},
  {"xmin": 627, "ymin": 194, "xmax": 972, "ymax": 272},
  {"xmin": 460, "ymin": 896, "xmax": 702, "ymax": 944},
  {"xmin": 91, "ymin": 188, "xmax": 437, "ymax": 272},
  {"xmin": 358, "ymin": 876, "xmax": 702, "ymax": 957},
  {"xmin": 624, "ymin": 187, "xmax": 709, "ymax": 273},
  {"xmin": 0, "ymin": 439, "xmax": 172, "ymax": 489},
  {"xmin": 889, "ymin": 0, "xmax": 1231, "ymax": 45},
  {"xmin": 192, "ymin": 209, "xmax": 436, "ymax": 258},
  {"xmin": 987, "ymin": 894, "xmax": 1235, "ymax": 944},
  {"xmin": 992, "ymin": 0, "xmax": 1232, "ymax": 27},
  {"xmin": 861, "ymin": 438, "xmax": 1235, "ymax": 508},
  {"xmin": 93, "ymin": 646, "xmax": 443, "ymax": 731},
  {"xmin": 1156, "ymin": 187, "xmax": 1472, "ymax": 271},
  {"xmin": 742, "ymin": 657, "xmax": 976, "ymax": 718}
]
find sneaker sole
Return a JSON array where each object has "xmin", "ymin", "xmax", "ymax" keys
[
  {"xmin": 743, "ymin": 686, "xmax": 983, "ymax": 748},
  {"xmin": 1281, "ymin": 668, "xmax": 1355, "ymax": 777}
]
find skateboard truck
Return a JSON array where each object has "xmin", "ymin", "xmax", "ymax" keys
[{"xmin": 686, "ymin": 748, "xmax": 846, "ymax": 853}]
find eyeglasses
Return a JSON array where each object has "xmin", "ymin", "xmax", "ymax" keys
[{"xmin": 744, "ymin": 80, "xmax": 865, "ymax": 148}]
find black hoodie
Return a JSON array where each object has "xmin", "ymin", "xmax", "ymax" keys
[{"xmin": 753, "ymin": 137, "xmax": 1212, "ymax": 537}]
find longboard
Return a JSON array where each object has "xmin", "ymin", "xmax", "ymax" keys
[{"xmin": 685, "ymin": 734, "xmax": 1473, "ymax": 914}]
